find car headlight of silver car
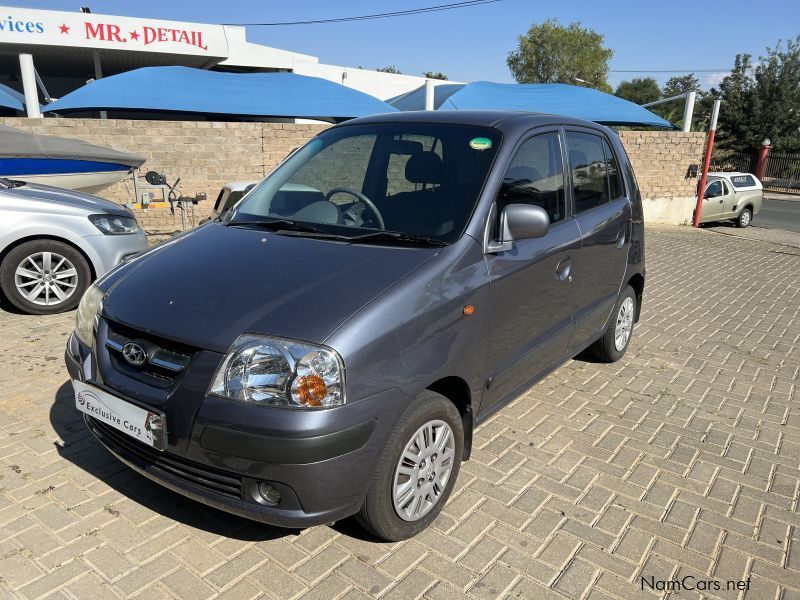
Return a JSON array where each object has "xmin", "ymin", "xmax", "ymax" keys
[
  {"xmin": 209, "ymin": 335, "xmax": 346, "ymax": 408},
  {"xmin": 88, "ymin": 214, "xmax": 140, "ymax": 234},
  {"xmin": 74, "ymin": 283, "xmax": 105, "ymax": 347}
]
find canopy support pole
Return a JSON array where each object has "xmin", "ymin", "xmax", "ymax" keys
[
  {"xmin": 18, "ymin": 54, "xmax": 41, "ymax": 118},
  {"xmin": 682, "ymin": 91, "xmax": 696, "ymax": 132},
  {"xmin": 93, "ymin": 52, "xmax": 108, "ymax": 120},
  {"xmin": 424, "ymin": 79, "xmax": 435, "ymax": 111}
]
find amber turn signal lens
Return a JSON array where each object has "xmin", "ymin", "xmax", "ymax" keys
[
  {"xmin": 463, "ymin": 304, "xmax": 475, "ymax": 316},
  {"xmin": 294, "ymin": 375, "xmax": 327, "ymax": 406}
]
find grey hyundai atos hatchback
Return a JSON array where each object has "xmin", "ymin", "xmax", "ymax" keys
[{"xmin": 66, "ymin": 111, "xmax": 645, "ymax": 541}]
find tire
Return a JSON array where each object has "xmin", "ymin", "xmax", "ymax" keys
[
  {"xmin": 591, "ymin": 284, "xmax": 636, "ymax": 363},
  {"xmin": 356, "ymin": 390, "xmax": 463, "ymax": 541},
  {"xmin": 736, "ymin": 207, "xmax": 752, "ymax": 228},
  {"xmin": 0, "ymin": 240, "xmax": 91, "ymax": 315}
]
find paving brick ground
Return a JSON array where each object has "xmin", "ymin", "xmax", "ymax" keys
[{"xmin": 0, "ymin": 224, "xmax": 798, "ymax": 599}]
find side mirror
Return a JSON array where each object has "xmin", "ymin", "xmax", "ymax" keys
[
  {"xmin": 502, "ymin": 203, "xmax": 549, "ymax": 240},
  {"xmin": 487, "ymin": 204, "xmax": 550, "ymax": 253}
]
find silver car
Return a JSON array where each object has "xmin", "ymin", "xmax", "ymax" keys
[
  {"xmin": 700, "ymin": 172, "xmax": 763, "ymax": 227},
  {"xmin": 0, "ymin": 178, "xmax": 148, "ymax": 314}
]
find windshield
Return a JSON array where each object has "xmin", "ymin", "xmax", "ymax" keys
[{"xmin": 229, "ymin": 123, "xmax": 501, "ymax": 244}]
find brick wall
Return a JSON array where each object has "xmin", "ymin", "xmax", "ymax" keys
[
  {"xmin": 1, "ymin": 118, "xmax": 706, "ymax": 227},
  {"xmin": 619, "ymin": 131, "xmax": 706, "ymax": 224},
  {"xmin": 0, "ymin": 118, "xmax": 329, "ymax": 231}
]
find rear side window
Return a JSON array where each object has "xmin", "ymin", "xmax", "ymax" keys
[
  {"xmin": 566, "ymin": 131, "xmax": 609, "ymax": 213},
  {"xmin": 730, "ymin": 174, "xmax": 756, "ymax": 188},
  {"xmin": 602, "ymin": 139, "xmax": 624, "ymax": 200}
]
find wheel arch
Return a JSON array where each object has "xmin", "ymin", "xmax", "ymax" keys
[
  {"xmin": 426, "ymin": 376, "xmax": 474, "ymax": 461},
  {"xmin": 0, "ymin": 235, "xmax": 97, "ymax": 280},
  {"xmin": 627, "ymin": 273, "xmax": 645, "ymax": 322}
]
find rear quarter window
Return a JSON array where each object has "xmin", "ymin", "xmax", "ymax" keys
[{"xmin": 730, "ymin": 175, "xmax": 756, "ymax": 188}]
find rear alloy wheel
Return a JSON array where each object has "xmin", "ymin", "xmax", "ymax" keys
[
  {"xmin": 591, "ymin": 284, "xmax": 637, "ymax": 362},
  {"xmin": 0, "ymin": 240, "xmax": 91, "ymax": 314},
  {"xmin": 736, "ymin": 208, "xmax": 752, "ymax": 228},
  {"xmin": 357, "ymin": 390, "xmax": 463, "ymax": 541}
]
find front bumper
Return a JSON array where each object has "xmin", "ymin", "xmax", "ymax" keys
[
  {"xmin": 65, "ymin": 334, "xmax": 409, "ymax": 528},
  {"xmin": 83, "ymin": 229, "xmax": 148, "ymax": 276}
]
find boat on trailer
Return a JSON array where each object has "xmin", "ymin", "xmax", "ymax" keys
[{"xmin": 0, "ymin": 125, "xmax": 145, "ymax": 194}]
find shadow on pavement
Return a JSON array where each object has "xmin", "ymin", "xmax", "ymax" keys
[{"xmin": 50, "ymin": 379, "xmax": 296, "ymax": 542}]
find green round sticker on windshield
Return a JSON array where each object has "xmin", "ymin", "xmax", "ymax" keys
[{"xmin": 469, "ymin": 137, "xmax": 492, "ymax": 150}]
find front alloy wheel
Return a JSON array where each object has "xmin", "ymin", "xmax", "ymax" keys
[
  {"xmin": 393, "ymin": 419, "xmax": 456, "ymax": 521},
  {"xmin": 357, "ymin": 390, "xmax": 463, "ymax": 541},
  {"xmin": 14, "ymin": 251, "xmax": 79, "ymax": 307},
  {"xmin": 0, "ymin": 239, "xmax": 91, "ymax": 315}
]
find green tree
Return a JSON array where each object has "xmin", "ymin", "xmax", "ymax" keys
[
  {"xmin": 651, "ymin": 73, "xmax": 704, "ymax": 129},
  {"xmin": 507, "ymin": 19, "xmax": 614, "ymax": 93},
  {"xmin": 712, "ymin": 36, "xmax": 800, "ymax": 152},
  {"xmin": 614, "ymin": 77, "xmax": 661, "ymax": 104},
  {"xmin": 423, "ymin": 71, "xmax": 448, "ymax": 80},
  {"xmin": 376, "ymin": 65, "xmax": 402, "ymax": 74},
  {"xmin": 661, "ymin": 73, "xmax": 701, "ymax": 97}
]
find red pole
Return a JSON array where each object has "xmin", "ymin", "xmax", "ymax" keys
[
  {"xmin": 755, "ymin": 142, "xmax": 771, "ymax": 180},
  {"xmin": 693, "ymin": 100, "xmax": 721, "ymax": 227}
]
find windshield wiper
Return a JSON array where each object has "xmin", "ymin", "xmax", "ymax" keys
[
  {"xmin": 225, "ymin": 219, "xmax": 323, "ymax": 233},
  {"xmin": 347, "ymin": 231, "xmax": 447, "ymax": 247}
]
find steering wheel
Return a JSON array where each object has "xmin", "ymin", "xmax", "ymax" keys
[{"xmin": 325, "ymin": 187, "xmax": 385, "ymax": 230}]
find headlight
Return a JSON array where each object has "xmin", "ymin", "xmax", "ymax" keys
[
  {"xmin": 74, "ymin": 283, "xmax": 104, "ymax": 347},
  {"xmin": 88, "ymin": 214, "xmax": 139, "ymax": 234},
  {"xmin": 209, "ymin": 335, "xmax": 345, "ymax": 408}
]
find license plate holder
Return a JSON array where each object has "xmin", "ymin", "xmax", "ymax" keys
[{"xmin": 73, "ymin": 380, "xmax": 166, "ymax": 450}]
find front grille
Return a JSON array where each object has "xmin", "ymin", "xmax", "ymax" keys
[
  {"xmin": 88, "ymin": 417, "xmax": 244, "ymax": 500},
  {"xmin": 103, "ymin": 318, "xmax": 196, "ymax": 388}
]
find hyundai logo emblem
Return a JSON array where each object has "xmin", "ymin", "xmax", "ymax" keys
[{"xmin": 122, "ymin": 342, "xmax": 147, "ymax": 367}]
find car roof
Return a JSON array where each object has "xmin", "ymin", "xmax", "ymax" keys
[
  {"xmin": 341, "ymin": 110, "xmax": 607, "ymax": 131},
  {"xmin": 708, "ymin": 171, "xmax": 753, "ymax": 178}
]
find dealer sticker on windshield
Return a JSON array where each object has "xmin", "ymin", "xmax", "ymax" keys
[
  {"xmin": 469, "ymin": 137, "xmax": 492, "ymax": 150},
  {"xmin": 73, "ymin": 380, "xmax": 166, "ymax": 450}
]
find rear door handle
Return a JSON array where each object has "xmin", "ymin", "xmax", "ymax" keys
[
  {"xmin": 555, "ymin": 257, "xmax": 572, "ymax": 282},
  {"xmin": 615, "ymin": 227, "xmax": 626, "ymax": 248}
]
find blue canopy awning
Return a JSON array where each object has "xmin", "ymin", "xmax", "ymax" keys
[
  {"xmin": 43, "ymin": 67, "xmax": 398, "ymax": 122},
  {"xmin": 0, "ymin": 83, "xmax": 27, "ymax": 112},
  {"xmin": 390, "ymin": 81, "xmax": 674, "ymax": 128}
]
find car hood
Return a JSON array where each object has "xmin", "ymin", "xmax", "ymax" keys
[
  {"xmin": 101, "ymin": 223, "xmax": 440, "ymax": 353},
  {"xmin": 2, "ymin": 182, "xmax": 133, "ymax": 216}
]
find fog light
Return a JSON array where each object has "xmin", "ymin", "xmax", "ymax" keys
[{"xmin": 258, "ymin": 482, "xmax": 281, "ymax": 506}]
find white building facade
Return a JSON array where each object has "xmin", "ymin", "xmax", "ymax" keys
[{"xmin": 0, "ymin": 5, "xmax": 442, "ymax": 117}]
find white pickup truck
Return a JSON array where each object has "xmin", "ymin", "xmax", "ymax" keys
[{"xmin": 700, "ymin": 172, "xmax": 763, "ymax": 228}]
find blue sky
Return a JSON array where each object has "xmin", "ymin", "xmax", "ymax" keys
[{"xmin": 16, "ymin": 0, "xmax": 800, "ymax": 89}]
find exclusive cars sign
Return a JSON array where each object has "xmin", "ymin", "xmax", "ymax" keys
[{"xmin": 0, "ymin": 7, "xmax": 228, "ymax": 57}]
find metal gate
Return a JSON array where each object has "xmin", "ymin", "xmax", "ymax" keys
[
  {"xmin": 762, "ymin": 152, "xmax": 800, "ymax": 193},
  {"xmin": 711, "ymin": 151, "xmax": 800, "ymax": 194},
  {"xmin": 710, "ymin": 152, "xmax": 754, "ymax": 174}
]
